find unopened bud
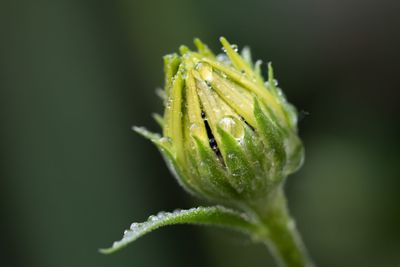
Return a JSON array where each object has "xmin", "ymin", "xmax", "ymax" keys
[{"xmin": 134, "ymin": 37, "xmax": 304, "ymax": 209}]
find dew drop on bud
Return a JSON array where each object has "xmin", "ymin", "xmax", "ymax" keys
[
  {"xmin": 231, "ymin": 44, "xmax": 238, "ymax": 52},
  {"xmin": 265, "ymin": 79, "xmax": 279, "ymax": 87},
  {"xmin": 221, "ymin": 44, "xmax": 238, "ymax": 53},
  {"xmin": 216, "ymin": 54, "xmax": 231, "ymax": 66},
  {"xmin": 189, "ymin": 123, "xmax": 199, "ymax": 132},
  {"xmin": 130, "ymin": 223, "xmax": 139, "ymax": 230},
  {"xmin": 218, "ymin": 116, "xmax": 244, "ymax": 141},
  {"xmin": 160, "ymin": 137, "xmax": 172, "ymax": 145},
  {"xmin": 148, "ymin": 215, "xmax": 157, "ymax": 222},
  {"xmin": 197, "ymin": 63, "xmax": 213, "ymax": 82},
  {"xmin": 156, "ymin": 211, "xmax": 168, "ymax": 219}
]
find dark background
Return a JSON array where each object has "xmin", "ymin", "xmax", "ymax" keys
[{"xmin": 1, "ymin": 0, "xmax": 399, "ymax": 266}]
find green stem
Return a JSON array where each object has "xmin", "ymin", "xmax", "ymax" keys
[{"xmin": 252, "ymin": 187, "xmax": 314, "ymax": 267}]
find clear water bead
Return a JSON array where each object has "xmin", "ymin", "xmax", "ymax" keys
[
  {"xmin": 216, "ymin": 54, "xmax": 231, "ymax": 66},
  {"xmin": 130, "ymin": 223, "xmax": 139, "ymax": 230},
  {"xmin": 148, "ymin": 215, "xmax": 158, "ymax": 222},
  {"xmin": 222, "ymin": 44, "xmax": 238, "ymax": 53},
  {"xmin": 159, "ymin": 137, "xmax": 172, "ymax": 145},
  {"xmin": 156, "ymin": 211, "xmax": 168, "ymax": 219},
  {"xmin": 264, "ymin": 79, "xmax": 278, "ymax": 87},
  {"xmin": 218, "ymin": 116, "xmax": 244, "ymax": 141},
  {"xmin": 189, "ymin": 123, "xmax": 199, "ymax": 134},
  {"xmin": 197, "ymin": 63, "xmax": 213, "ymax": 82},
  {"xmin": 173, "ymin": 209, "xmax": 182, "ymax": 214},
  {"xmin": 227, "ymin": 153, "xmax": 236, "ymax": 160}
]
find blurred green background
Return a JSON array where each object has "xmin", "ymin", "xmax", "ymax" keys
[{"xmin": 1, "ymin": 0, "xmax": 399, "ymax": 266}]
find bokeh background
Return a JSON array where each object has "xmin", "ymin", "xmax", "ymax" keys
[{"xmin": 1, "ymin": 0, "xmax": 399, "ymax": 266}]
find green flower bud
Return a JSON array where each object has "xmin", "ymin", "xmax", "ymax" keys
[{"xmin": 135, "ymin": 37, "xmax": 304, "ymax": 210}]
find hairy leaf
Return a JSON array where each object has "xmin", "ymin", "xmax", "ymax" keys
[{"xmin": 100, "ymin": 206, "xmax": 260, "ymax": 254}]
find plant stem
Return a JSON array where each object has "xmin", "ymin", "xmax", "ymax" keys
[{"xmin": 253, "ymin": 187, "xmax": 314, "ymax": 267}]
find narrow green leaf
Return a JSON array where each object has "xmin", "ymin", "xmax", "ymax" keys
[
  {"xmin": 217, "ymin": 126, "xmax": 256, "ymax": 195},
  {"xmin": 179, "ymin": 45, "xmax": 190, "ymax": 55},
  {"xmin": 192, "ymin": 136, "xmax": 238, "ymax": 198},
  {"xmin": 152, "ymin": 113, "xmax": 164, "ymax": 128},
  {"xmin": 254, "ymin": 60, "xmax": 263, "ymax": 80},
  {"xmin": 133, "ymin": 126, "xmax": 203, "ymax": 197},
  {"xmin": 220, "ymin": 37, "xmax": 255, "ymax": 82},
  {"xmin": 253, "ymin": 98, "xmax": 286, "ymax": 167},
  {"xmin": 240, "ymin": 46, "xmax": 253, "ymax": 66},
  {"xmin": 155, "ymin": 87, "xmax": 167, "ymax": 104},
  {"xmin": 243, "ymin": 125, "xmax": 268, "ymax": 179},
  {"xmin": 132, "ymin": 126, "xmax": 161, "ymax": 142},
  {"xmin": 100, "ymin": 206, "xmax": 260, "ymax": 254},
  {"xmin": 163, "ymin": 53, "xmax": 181, "ymax": 98},
  {"xmin": 194, "ymin": 38, "xmax": 215, "ymax": 58}
]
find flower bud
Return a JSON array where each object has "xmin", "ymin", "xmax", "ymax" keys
[{"xmin": 135, "ymin": 37, "xmax": 304, "ymax": 209}]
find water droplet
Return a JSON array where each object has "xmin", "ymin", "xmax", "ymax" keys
[
  {"xmin": 130, "ymin": 223, "xmax": 139, "ymax": 230},
  {"xmin": 218, "ymin": 116, "xmax": 244, "ymax": 141},
  {"xmin": 160, "ymin": 137, "xmax": 172, "ymax": 144},
  {"xmin": 148, "ymin": 215, "xmax": 158, "ymax": 222},
  {"xmin": 165, "ymin": 99, "xmax": 172, "ymax": 109},
  {"xmin": 189, "ymin": 123, "xmax": 199, "ymax": 132},
  {"xmin": 197, "ymin": 63, "xmax": 213, "ymax": 82},
  {"xmin": 276, "ymin": 88, "xmax": 284, "ymax": 97},
  {"xmin": 173, "ymin": 209, "xmax": 182, "ymax": 214},
  {"xmin": 265, "ymin": 79, "xmax": 278, "ymax": 87},
  {"xmin": 216, "ymin": 54, "xmax": 231, "ymax": 65},
  {"xmin": 222, "ymin": 44, "xmax": 238, "ymax": 53},
  {"xmin": 227, "ymin": 153, "xmax": 235, "ymax": 160},
  {"xmin": 156, "ymin": 211, "xmax": 168, "ymax": 219}
]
